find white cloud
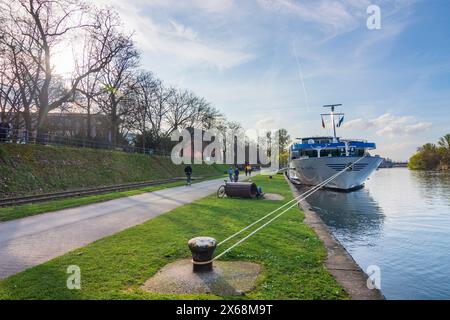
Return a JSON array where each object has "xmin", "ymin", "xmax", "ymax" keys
[
  {"xmin": 255, "ymin": 116, "xmax": 280, "ymax": 129},
  {"xmin": 353, "ymin": 20, "xmax": 408, "ymax": 58},
  {"xmin": 94, "ymin": 0, "xmax": 252, "ymax": 70},
  {"xmin": 186, "ymin": 0, "xmax": 234, "ymax": 14},
  {"xmin": 376, "ymin": 141, "xmax": 420, "ymax": 161},
  {"xmin": 403, "ymin": 122, "xmax": 433, "ymax": 134},
  {"xmin": 257, "ymin": 0, "xmax": 359, "ymax": 33},
  {"xmin": 341, "ymin": 118, "xmax": 366, "ymax": 130},
  {"xmin": 168, "ymin": 20, "xmax": 199, "ymax": 41},
  {"xmin": 342, "ymin": 113, "xmax": 432, "ymax": 138},
  {"xmin": 258, "ymin": 0, "xmax": 417, "ymax": 53},
  {"xmin": 136, "ymin": 0, "xmax": 235, "ymax": 14}
]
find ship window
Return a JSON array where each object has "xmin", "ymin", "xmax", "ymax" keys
[
  {"xmin": 300, "ymin": 149, "xmax": 318, "ymax": 157},
  {"xmin": 324, "ymin": 149, "xmax": 339, "ymax": 157},
  {"xmin": 347, "ymin": 148, "xmax": 365, "ymax": 157}
]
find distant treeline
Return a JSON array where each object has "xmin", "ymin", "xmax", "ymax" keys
[{"xmin": 408, "ymin": 134, "xmax": 450, "ymax": 171}]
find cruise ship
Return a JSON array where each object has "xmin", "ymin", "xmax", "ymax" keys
[{"xmin": 288, "ymin": 104, "xmax": 383, "ymax": 191}]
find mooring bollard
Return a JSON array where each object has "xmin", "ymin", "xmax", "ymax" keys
[{"xmin": 188, "ymin": 237, "xmax": 217, "ymax": 272}]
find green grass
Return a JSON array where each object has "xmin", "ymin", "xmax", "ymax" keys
[
  {"xmin": 0, "ymin": 176, "xmax": 222, "ymax": 222},
  {"xmin": 0, "ymin": 175, "xmax": 347, "ymax": 300},
  {"xmin": 0, "ymin": 143, "xmax": 228, "ymax": 197}
]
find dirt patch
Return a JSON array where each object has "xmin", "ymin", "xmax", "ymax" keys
[
  {"xmin": 141, "ymin": 259, "xmax": 261, "ymax": 296},
  {"xmin": 263, "ymin": 193, "xmax": 284, "ymax": 201}
]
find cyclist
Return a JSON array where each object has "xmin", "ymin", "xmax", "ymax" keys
[{"xmin": 184, "ymin": 164, "xmax": 193, "ymax": 186}]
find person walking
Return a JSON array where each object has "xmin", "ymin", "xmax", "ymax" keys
[
  {"xmin": 245, "ymin": 164, "xmax": 252, "ymax": 176},
  {"xmin": 234, "ymin": 167, "xmax": 240, "ymax": 182},
  {"xmin": 228, "ymin": 167, "xmax": 234, "ymax": 182},
  {"xmin": 184, "ymin": 164, "xmax": 193, "ymax": 186}
]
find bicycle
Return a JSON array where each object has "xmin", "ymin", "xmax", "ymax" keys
[
  {"xmin": 217, "ymin": 180, "xmax": 228, "ymax": 198},
  {"xmin": 186, "ymin": 173, "xmax": 192, "ymax": 186}
]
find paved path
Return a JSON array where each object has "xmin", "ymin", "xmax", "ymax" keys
[{"xmin": 0, "ymin": 176, "xmax": 245, "ymax": 279}]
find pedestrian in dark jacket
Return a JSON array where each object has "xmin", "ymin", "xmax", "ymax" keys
[
  {"xmin": 228, "ymin": 167, "xmax": 234, "ymax": 182},
  {"xmin": 234, "ymin": 168, "xmax": 240, "ymax": 182},
  {"xmin": 184, "ymin": 165, "xmax": 193, "ymax": 186}
]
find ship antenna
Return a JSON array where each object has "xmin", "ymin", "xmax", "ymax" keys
[{"xmin": 322, "ymin": 104, "xmax": 343, "ymax": 143}]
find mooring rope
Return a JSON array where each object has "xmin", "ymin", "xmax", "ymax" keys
[
  {"xmin": 192, "ymin": 156, "xmax": 368, "ymax": 265},
  {"xmin": 217, "ymin": 155, "xmax": 367, "ymax": 247},
  {"xmin": 216, "ymin": 172, "xmax": 340, "ymax": 247}
]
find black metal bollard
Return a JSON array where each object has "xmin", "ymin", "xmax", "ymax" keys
[{"xmin": 188, "ymin": 237, "xmax": 217, "ymax": 272}]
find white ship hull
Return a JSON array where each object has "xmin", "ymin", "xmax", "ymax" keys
[{"xmin": 289, "ymin": 156, "xmax": 383, "ymax": 190}]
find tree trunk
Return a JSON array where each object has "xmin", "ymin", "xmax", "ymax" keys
[
  {"xmin": 22, "ymin": 108, "xmax": 32, "ymax": 143},
  {"xmin": 111, "ymin": 112, "xmax": 118, "ymax": 146},
  {"xmin": 86, "ymin": 97, "xmax": 92, "ymax": 140}
]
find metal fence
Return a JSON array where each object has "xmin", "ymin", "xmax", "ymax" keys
[{"xmin": 0, "ymin": 129, "xmax": 172, "ymax": 156}]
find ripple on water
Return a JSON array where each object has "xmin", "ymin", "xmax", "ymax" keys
[{"xmin": 302, "ymin": 168, "xmax": 450, "ymax": 299}]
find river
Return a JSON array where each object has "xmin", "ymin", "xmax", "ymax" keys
[{"xmin": 301, "ymin": 168, "xmax": 450, "ymax": 300}]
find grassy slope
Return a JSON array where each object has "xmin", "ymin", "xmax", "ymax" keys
[
  {"xmin": 0, "ymin": 144, "xmax": 227, "ymax": 197},
  {"xmin": 0, "ymin": 175, "xmax": 347, "ymax": 300}
]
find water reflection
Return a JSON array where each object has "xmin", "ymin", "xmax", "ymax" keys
[
  {"xmin": 300, "ymin": 168, "xmax": 450, "ymax": 299},
  {"xmin": 299, "ymin": 186, "xmax": 385, "ymax": 244},
  {"xmin": 410, "ymin": 171, "xmax": 450, "ymax": 206},
  {"xmin": 410, "ymin": 170, "xmax": 450, "ymax": 187}
]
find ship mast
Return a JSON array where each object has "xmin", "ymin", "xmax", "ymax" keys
[{"xmin": 322, "ymin": 104, "xmax": 343, "ymax": 143}]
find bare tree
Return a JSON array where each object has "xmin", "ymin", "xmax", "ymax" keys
[
  {"xmin": 129, "ymin": 71, "xmax": 159, "ymax": 150},
  {"xmin": 195, "ymin": 103, "xmax": 224, "ymax": 130},
  {"xmin": 164, "ymin": 89, "xmax": 199, "ymax": 136},
  {"xmin": 150, "ymin": 81, "xmax": 173, "ymax": 136},
  {"xmin": 73, "ymin": 61, "xmax": 102, "ymax": 140},
  {"xmin": 95, "ymin": 37, "xmax": 140, "ymax": 145},
  {"xmin": 132, "ymin": 78, "xmax": 174, "ymax": 152},
  {"xmin": 0, "ymin": 8, "xmax": 42, "ymax": 135},
  {"xmin": 0, "ymin": 0, "xmax": 241, "ymax": 152},
  {"xmin": 0, "ymin": 60, "xmax": 21, "ymax": 125},
  {"xmin": 1, "ymin": 1, "xmax": 130, "ymax": 136},
  {"xmin": 73, "ymin": 8, "xmax": 126, "ymax": 140}
]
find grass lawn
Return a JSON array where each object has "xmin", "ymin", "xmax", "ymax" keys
[
  {"xmin": 0, "ymin": 176, "xmax": 224, "ymax": 222},
  {"xmin": 0, "ymin": 174, "xmax": 347, "ymax": 300}
]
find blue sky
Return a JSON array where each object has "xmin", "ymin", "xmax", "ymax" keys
[{"xmin": 96, "ymin": 0, "xmax": 450, "ymax": 161}]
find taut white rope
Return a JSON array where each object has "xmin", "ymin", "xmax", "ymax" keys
[
  {"xmin": 207, "ymin": 156, "xmax": 368, "ymax": 262},
  {"xmin": 217, "ymin": 155, "xmax": 367, "ymax": 248}
]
